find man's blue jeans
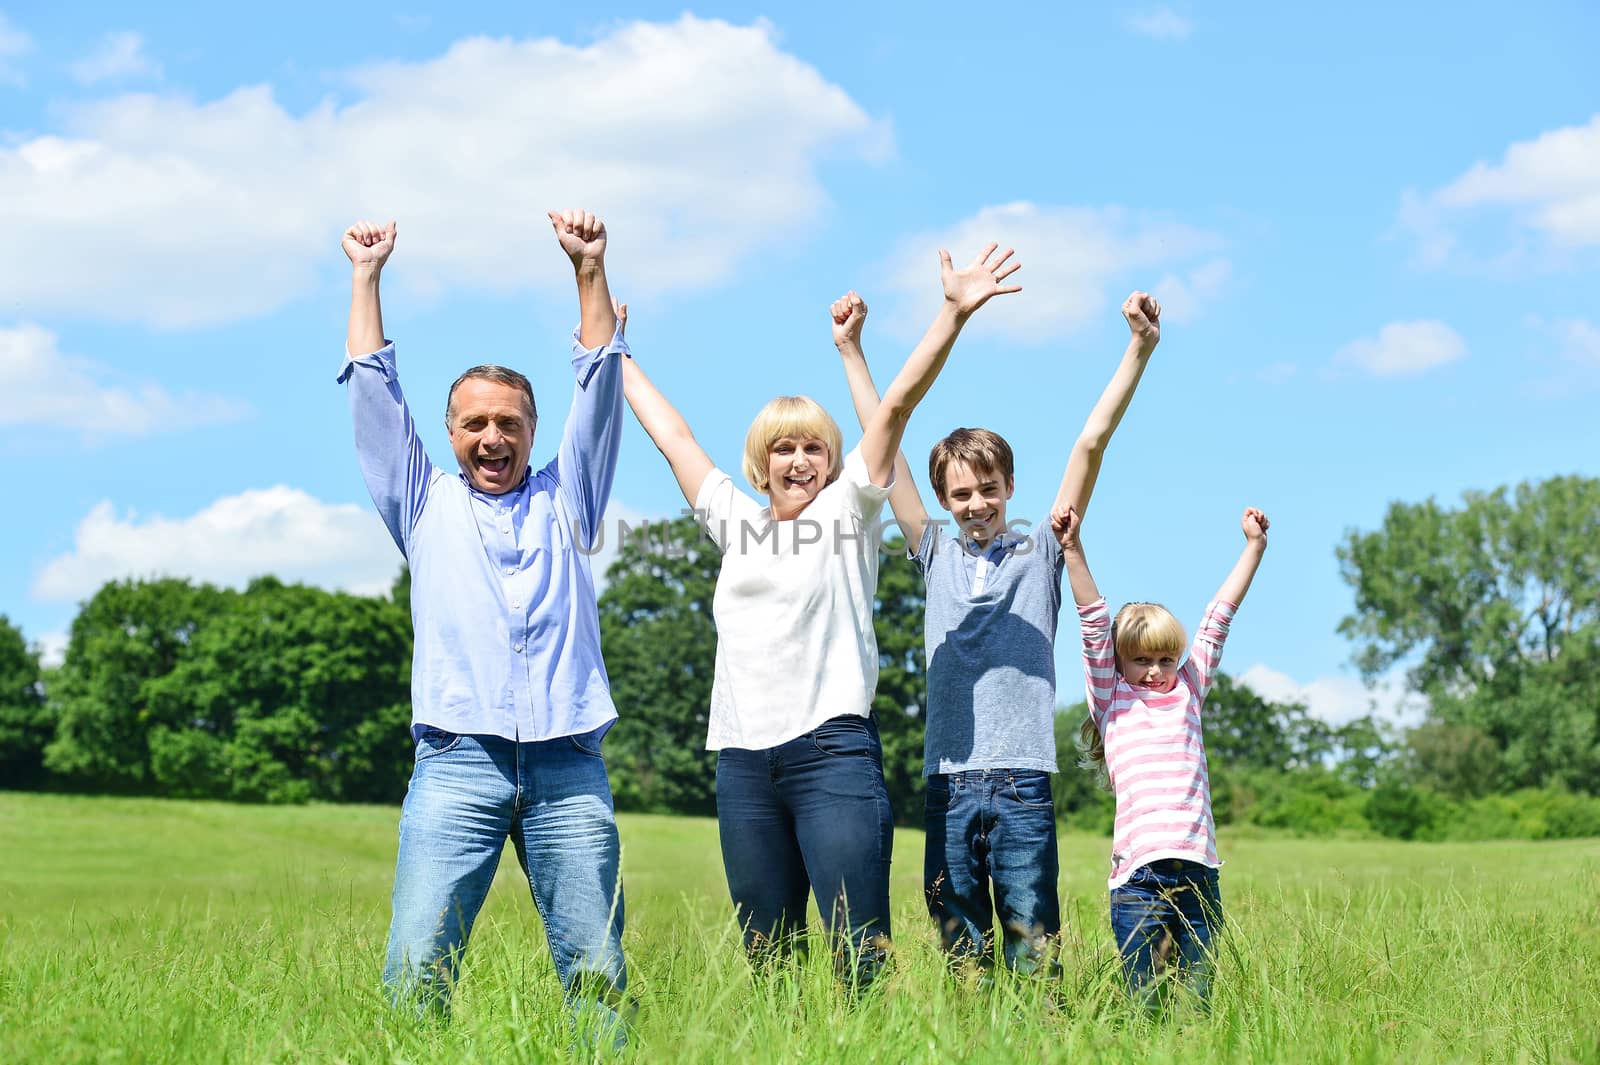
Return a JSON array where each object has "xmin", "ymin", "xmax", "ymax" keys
[
  {"xmin": 924, "ymin": 769, "xmax": 1061, "ymax": 974},
  {"xmin": 715, "ymin": 714, "xmax": 894, "ymax": 985},
  {"xmin": 383, "ymin": 728, "xmax": 627, "ymax": 1040},
  {"xmin": 1108, "ymin": 858, "xmax": 1222, "ymax": 1008}
]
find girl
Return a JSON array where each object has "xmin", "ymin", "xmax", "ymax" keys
[
  {"xmin": 1053, "ymin": 503, "xmax": 1269, "ymax": 1006},
  {"xmin": 620, "ymin": 245, "xmax": 1020, "ymax": 984}
]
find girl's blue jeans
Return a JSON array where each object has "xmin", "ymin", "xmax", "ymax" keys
[{"xmin": 1109, "ymin": 858, "xmax": 1222, "ymax": 1008}]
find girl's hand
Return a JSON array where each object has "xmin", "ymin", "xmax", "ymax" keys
[
  {"xmin": 1051, "ymin": 504, "xmax": 1082, "ymax": 551},
  {"xmin": 831, "ymin": 291, "xmax": 867, "ymax": 350},
  {"xmin": 612, "ymin": 298, "xmax": 628, "ymax": 338},
  {"xmin": 1122, "ymin": 290, "xmax": 1160, "ymax": 347},
  {"xmin": 1242, "ymin": 506, "xmax": 1270, "ymax": 545}
]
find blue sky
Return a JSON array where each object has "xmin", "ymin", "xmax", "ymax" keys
[{"xmin": 2, "ymin": 2, "xmax": 1596, "ymax": 724}]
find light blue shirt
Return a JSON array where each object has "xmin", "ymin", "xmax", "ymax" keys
[{"xmin": 338, "ymin": 324, "xmax": 627, "ymax": 742}]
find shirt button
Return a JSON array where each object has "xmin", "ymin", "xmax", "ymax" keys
[
  {"xmin": 511, "ymin": 601, "xmax": 520, "ymax": 609},
  {"xmin": 505, "ymin": 567, "xmax": 515, "ymax": 575},
  {"xmin": 514, "ymin": 643, "xmax": 524, "ymax": 653}
]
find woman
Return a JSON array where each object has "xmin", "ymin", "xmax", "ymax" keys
[{"xmin": 621, "ymin": 245, "xmax": 1020, "ymax": 982}]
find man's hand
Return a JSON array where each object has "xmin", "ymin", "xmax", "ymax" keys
[
  {"xmin": 942, "ymin": 243, "xmax": 1022, "ymax": 318},
  {"xmin": 343, "ymin": 220, "xmax": 396, "ymax": 272},
  {"xmin": 1242, "ymin": 506, "xmax": 1270, "ymax": 546},
  {"xmin": 1122, "ymin": 290, "xmax": 1160, "ymax": 348},
  {"xmin": 831, "ymin": 291, "xmax": 868, "ymax": 350},
  {"xmin": 1051, "ymin": 504, "xmax": 1082, "ymax": 552},
  {"xmin": 549, "ymin": 209, "xmax": 607, "ymax": 270}
]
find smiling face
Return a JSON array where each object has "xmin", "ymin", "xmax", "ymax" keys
[
  {"xmin": 936, "ymin": 459, "xmax": 1014, "ymax": 547},
  {"xmin": 1117, "ymin": 649, "xmax": 1181, "ymax": 692},
  {"xmin": 765, "ymin": 435, "xmax": 833, "ymax": 519},
  {"xmin": 447, "ymin": 377, "xmax": 535, "ymax": 495}
]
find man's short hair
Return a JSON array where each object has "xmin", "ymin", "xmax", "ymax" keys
[
  {"xmin": 927, "ymin": 427, "xmax": 1014, "ymax": 501},
  {"xmin": 741, "ymin": 395, "xmax": 844, "ymax": 493},
  {"xmin": 446, "ymin": 365, "xmax": 537, "ymax": 425}
]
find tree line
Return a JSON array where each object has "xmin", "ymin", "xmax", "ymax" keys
[{"xmin": 3, "ymin": 474, "xmax": 1596, "ymax": 840}]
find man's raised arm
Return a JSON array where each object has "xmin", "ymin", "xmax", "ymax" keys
[
  {"xmin": 345, "ymin": 220, "xmax": 396, "ymax": 356},
  {"xmin": 550, "ymin": 210, "xmax": 627, "ymax": 548}
]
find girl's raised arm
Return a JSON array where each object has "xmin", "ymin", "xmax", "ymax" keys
[{"xmin": 1215, "ymin": 507, "xmax": 1270, "ymax": 607}]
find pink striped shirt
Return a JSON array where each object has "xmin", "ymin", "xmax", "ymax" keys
[{"xmin": 1079, "ymin": 596, "xmax": 1236, "ymax": 890}]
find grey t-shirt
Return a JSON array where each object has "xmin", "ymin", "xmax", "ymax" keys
[{"xmin": 913, "ymin": 521, "xmax": 1064, "ymax": 776}]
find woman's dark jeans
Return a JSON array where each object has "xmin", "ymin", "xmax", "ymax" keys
[{"xmin": 715, "ymin": 713, "xmax": 895, "ymax": 985}]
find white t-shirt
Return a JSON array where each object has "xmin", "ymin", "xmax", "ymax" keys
[{"xmin": 694, "ymin": 447, "xmax": 892, "ymax": 750}]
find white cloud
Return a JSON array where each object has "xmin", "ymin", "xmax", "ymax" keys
[
  {"xmin": 1555, "ymin": 317, "xmax": 1600, "ymax": 366},
  {"xmin": 1125, "ymin": 8, "xmax": 1194, "ymax": 40},
  {"xmin": 35, "ymin": 631, "xmax": 68, "ymax": 669},
  {"xmin": 32, "ymin": 487, "xmax": 401, "ymax": 602},
  {"xmin": 0, "ymin": 322, "xmax": 247, "ymax": 437},
  {"xmin": 878, "ymin": 202, "xmax": 1226, "ymax": 342},
  {"xmin": 0, "ymin": 16, "xmax": 888, "ymax": 327},
  {"xmin": 69, "ymin": 31, "xmax": 161, "ymax": 85},
  {"xmin": 1402, "ymin": 114, "xmax": 1600, "ymax": 266},
  {"xmin": 1237, "ymin": 663, "xmax": 1428, "ymax": 727},
  {"xmin": 0, "ymin": 12, "xmax": 32, "ymax": 85},
  {"xmin": 1333, "ymin": 319, "xmax": 1465, "ymax": 377}
]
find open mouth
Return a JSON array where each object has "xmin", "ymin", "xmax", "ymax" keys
[
  {"xmin": 478, "ymin": 455, "xmax": 511, "ymax": 477},
  {"xmin": 784, "ymin": 474, "xmax": 815, "ymax": 490}
]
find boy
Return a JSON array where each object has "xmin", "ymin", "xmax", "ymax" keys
[{"xmin": 832, "ymin": 287, "xmax": 1161, "ymax": 973}]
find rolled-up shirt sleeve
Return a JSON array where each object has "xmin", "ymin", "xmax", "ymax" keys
[
  {"xmin": 337, "ymin": 341, "xmax": 437, "ymax": 555},
  {"xmin": 557, "ymin": 322, "xmax": 629, "ymax": 550}
]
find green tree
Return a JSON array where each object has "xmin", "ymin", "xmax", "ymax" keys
[
  {"xmin": 869, "ymin": 537, "xmax": 927, "ymax": 824},
  {"xmin": 44, "ymin": 578, "xmax": 231, "ymax": 790},
  {"xmin": 1338, "ymin": 475, "xmax": 1600, "ymax": 694},
  {"xmin": 598, "ymin": 516, "xmax": 720, "ymax": 815},
  {"xmin": 0, "ymin": 616, "xmax": 50, "ymax": 789},
  {"xmin": 1338, "ymin": 475, "xmax": 1600, "ymax": 791},
  {"xmin": 1204, "ymin": 673, "xmax": 1332, "ymax": 771},
  {"xmin": 142, "ymin": 577, "xmax": 413, "ymax": 803}
]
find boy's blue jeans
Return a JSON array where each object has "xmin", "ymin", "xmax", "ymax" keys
[
  {"xmin": 923, "ymin": 769, "xmax": 1061, "ymax": 974},
  {"xmin": 715, "ymin": 713, "xmax": 895, "ymax": 986},
  {"xmin": 1108, "ymin": 858, "xmax": 1222, "ymax": 1007},
  {"xmin": 383, "ymin": 728, "xmax": 627, "ymax": 1043}
]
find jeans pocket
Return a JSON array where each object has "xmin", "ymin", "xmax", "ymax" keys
[
  {"xmin": 415, "ymin": 727, "xmax": 462, "ymax": 762},
  {"xmin": 568, "ymin": 727, "xmax": 605, "ymax": 758},
  {"xmin": 812, "ymin": 715, "xmax": 874, "ymax": 757},
  {"xmin": 1005, "ymin": 771, "xmax": 1055, "ymax": 810}
]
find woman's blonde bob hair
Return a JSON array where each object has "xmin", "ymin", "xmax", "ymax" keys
[{"xmin": 741, "ymin": 395, "xmax": 844, "ymax": 494}]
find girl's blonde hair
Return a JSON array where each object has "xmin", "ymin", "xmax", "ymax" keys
[
  {"xmin": 1079, "ymin": 602, "xmax": 1188, "ymax": 788},
  {"xmin": 741, "ymin": 396, "xmax": 844, "ymax": 494},
  {"xmin": 1111, "ymin": 601, "xmax": 1185, "ymax": 661}
]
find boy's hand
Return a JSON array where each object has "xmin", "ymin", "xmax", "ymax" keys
[
  {"xmin": 831, "ymin": 291, "xmax": 868, "ymax": 350},
  {"xmin": 343, "ymin": 220, "xmax": 396, "ymax": 271},
  {"xmin": 1122, "ymin": 290, "xmax": 1160, "ymax": 347},
  {"xmin": 612, "ymin": 298, "xmax": 628, "ymax": 338},
  {"xmin": 941, "ymin": 243, "xmax": 1022, "ymax": 317},
  {"xmin": 1242, "ymin": 506, "xmax": 1270, "ymax": 545},
  {"xmin": 549, "ymin": 209, "xmax": 607, "ymax": 269},
  {"xmin": 1051, "ymin": 504, "xmax": 1082, "ymax": 551}
]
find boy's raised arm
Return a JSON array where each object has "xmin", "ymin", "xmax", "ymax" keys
[
  {"xmin": 832, "ymin": 291, "xmax": 931, "ymax": 545},
  {"xmin": 1053, "ymin": 291, "xmax": 1161, "ymax": 518},
  {"xmin": 858, "ymin": 245, "xmax": 1021, "ymax": 488}
]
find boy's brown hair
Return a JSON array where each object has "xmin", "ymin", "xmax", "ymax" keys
[{"xmin": 927, "ymin": 428, "xmax": 1014, "ymax": 501}]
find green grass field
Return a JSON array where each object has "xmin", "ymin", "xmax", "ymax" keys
[{"xmin": 2, "ymin": 792, "xmax": 1596, "ymax": 1064}]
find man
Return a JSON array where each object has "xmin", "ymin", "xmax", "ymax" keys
[{"xmin": 338, "ymin": 210, "xmax": 629, "ymax": 1040}]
